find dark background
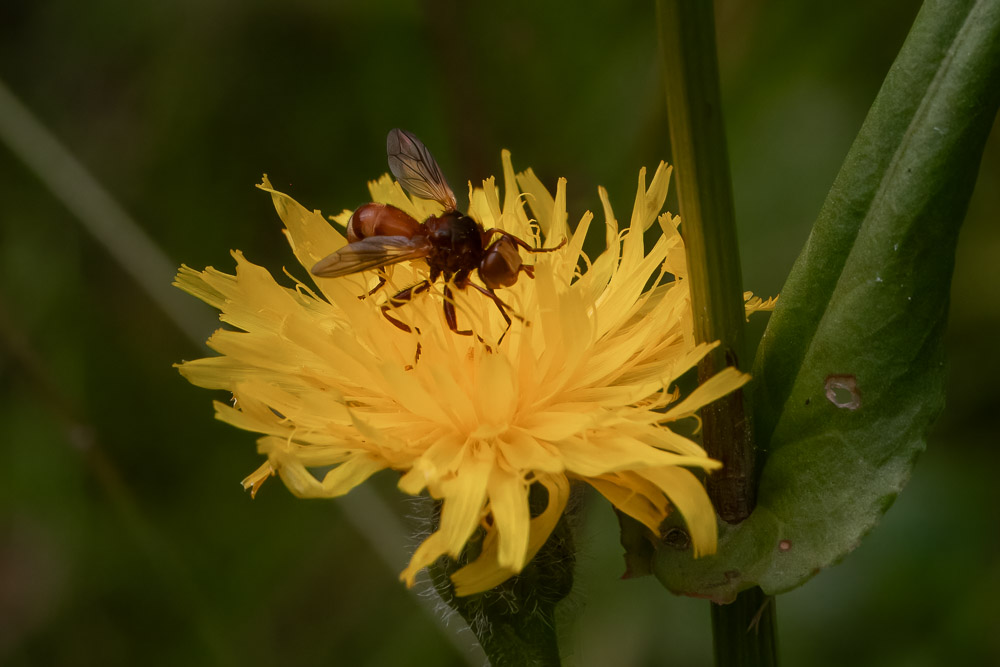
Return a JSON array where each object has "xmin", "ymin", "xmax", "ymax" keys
[{"xmin": 2, "ymin": 1, "xmax": 997, "ymax": 665}]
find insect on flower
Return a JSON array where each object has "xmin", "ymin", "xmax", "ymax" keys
[{"xmin": 311, "ymin": 128, "xmax": 564, "ymax": 343}]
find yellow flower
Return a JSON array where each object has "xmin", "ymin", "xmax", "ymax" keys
[{"xmin": 175, "ymin": 152, "xmax": 755, "ymax": 596}]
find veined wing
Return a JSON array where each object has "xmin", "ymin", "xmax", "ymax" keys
[
  {"xmin": 311, "ymin": 235, "xmax": 432, "ymax": 277},
  {"xmin": 386, "ymin": 128, "xmax": 458, "ymax": 211}
]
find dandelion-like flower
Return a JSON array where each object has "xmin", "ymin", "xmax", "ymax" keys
[{"xmin": 176, "ymin": 147, "xmax": 770, "ymax": 596}]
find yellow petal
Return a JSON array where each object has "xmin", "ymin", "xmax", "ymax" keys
[
  {"xmin": 397, "ymin": 431, "xmax": 465, "ymax": 495},
  {"xmin": 585, "ymin": 472, "xmax": 670, "ymax": 534},
  {"xmin": 481, "ymin": 176, "xmax": 503, "ymax": 230},
  {"xmin": 517, "ymin": 410, "xmax": 595, "ymax": 442},
  {"xmin": 636, "ymin": 162, "xmax": 673, "ymax": 233},
  {"xmin": 515, "ymin": 168, "xmax": 555, "ymax": 236},
  {"xmin": 256, "ymin": 176, "xmax": 347, "ymax": 297},
  {"xmin": 487, "ymin": 467, "xmax": 530, "ymax": 570},
  {"xmin": 499, "ymin": 150, "xmax": 535, "ymax": 240},
  {"xmin": 639, "ymin": 466, "xmax": 717, "ymax": 556},
  {"xmin": 556, "ymin": 434, "xmax": 718, "ymax": 477},
  {"xmin": 497, "ymin": 429, "xmax": 565, "ymax": 473},
  {"xmin": 661, "ymin": 367, "xmax": 751, "ymax": 422},
  {"xmin": 400, "ymin": 530, "xmax": 450, "ymax": 588},
  {"xmin": 241, "ymin": 460, "xmax": 275, "ymax": 498},
  {"xmin": 475, "ymin": 353, "xmax": 517, "ymax": 428},
  {"xmin": 174, "ymin": 264, "xmax": 228, "ymax": 311},
  {"xmin": 437, "ymin": 452, "xmax": 493, "ymax": 557},
  {"xmin": 367, "ymin": 174, "xmax": 438, "ymax": 220},
  {"xmin": 275, "ymin": 452, "xmax": 386, "ymax": 499},
  {"xmin": 450, "ymin": 473, "xmax": 569, "ymax": 596}
]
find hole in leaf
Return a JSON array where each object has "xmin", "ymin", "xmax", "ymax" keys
[
  {"xmin": 825, "ymin": 374, "xmax": 861, "ymax": 410},
  {"xmin": 661, "ymin": 528, "xmax": 690, "ymax": 551}
]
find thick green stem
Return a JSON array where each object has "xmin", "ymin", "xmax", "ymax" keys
[
  {"xmin": 463, "ymin": 603, "xmax": 561, "ymax": 667},
  {"xmin": 712, "ymin": 587, "xmax": 779, "ymax": 667},
  {"xmin": 656, "ymin": 0, "xmax": 755, "ymax": 522},
  {"xmin": 656, "ymin": 2, "xmax": 777, "ymax": 665}
]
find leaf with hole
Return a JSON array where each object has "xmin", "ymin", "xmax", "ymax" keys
[{"xmin": 654, "ymin": 0, "xmax": 1000, "ymax": 602}]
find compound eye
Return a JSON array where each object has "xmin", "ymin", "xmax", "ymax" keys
[{"xmin": 480, "ymin": 237, "xmax": 522, "ymax": 289}]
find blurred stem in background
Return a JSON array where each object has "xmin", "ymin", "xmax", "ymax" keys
[
  {"xmin": 0, "ymin": 77, "xmax": 484, "ymax": 666},
  {"xmin": 0, "ymin": 292, "xmax": 236, "ymax": 665},
  {"xmin": 656, "ymin": 2, "xmax": 778, "ymax": 665}
]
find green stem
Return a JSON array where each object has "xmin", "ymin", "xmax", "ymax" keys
[
  {"xmin": 712, "ymin": 587, "xmax": 779, "ymax": 667},
  {"xmin": 656, "ymin": 0, "xmax": 755, "ymax": 522},
  {"xmin": 466, "ymin": 603, "xmax": 561, "ymax": 667},
  {"xmin": 656, "ymin": 2, "xmax": 777, "ymax": 665}
]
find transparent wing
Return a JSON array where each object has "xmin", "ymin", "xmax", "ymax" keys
[
  {"xmin": 386, "ymin": 128, "xmax": 458, "ymax": 211},
  {"xmin": 311, "ymin": 235, "xmax": 432, "ymax": 277}
]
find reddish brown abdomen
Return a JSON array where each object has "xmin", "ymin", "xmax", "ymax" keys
[{"xmin": 347, "ymin": 203, "xmax": 422, "ymax": 242}]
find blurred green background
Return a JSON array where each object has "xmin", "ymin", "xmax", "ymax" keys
[{"xmin": 2, "ymin": 0, "xmax": 998, "ymax": 665}]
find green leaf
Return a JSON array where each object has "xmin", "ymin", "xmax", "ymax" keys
[{"xmin": 654, "ymin": 0, "xmax": 1000, "ymax": 602}]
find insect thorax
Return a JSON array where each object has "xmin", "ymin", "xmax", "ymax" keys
[{"xmin": 425, "ymin": 212, "xmax": 485, "ymax": 281}]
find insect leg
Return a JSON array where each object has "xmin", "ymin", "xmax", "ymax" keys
[
  {"xmin": 482, "ymin": 228, "xmax": 567, "ymax": 253},
  {"xmin": 468, "ymin": 283, "xmax": 520, "ymax": 346},
  {"xmin": 442, "ymin": 285, "xmax": 474, "ymax": 336},
  {"xmin": 381, "ymin": 280, "xmax": 432, "ymax": 333},
  {"xmin": 359, "ymin": 269, "xmax": 388, "ymax": 300}
]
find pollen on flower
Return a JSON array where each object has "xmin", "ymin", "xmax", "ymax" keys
[{"xmin": 175, "ymin": 149, "xmax": 764, "ymax": 597}]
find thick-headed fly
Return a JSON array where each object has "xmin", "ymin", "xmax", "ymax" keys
[{"xmin": 311, "ymin": 128, "xmax": 564, "ymax": 344}]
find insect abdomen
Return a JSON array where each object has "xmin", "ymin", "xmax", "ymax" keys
[{"xmin": 347, "ymin": 203, "xmax": 422, "ymax": 242}]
